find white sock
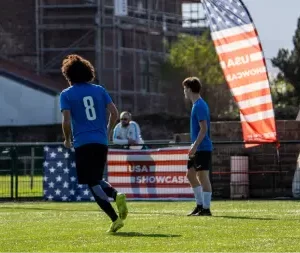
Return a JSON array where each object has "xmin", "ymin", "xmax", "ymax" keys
[
  {"xmin": 192, "ymin": 186, "xmax": 203, "ymax": 206},
  {"xmin": 203, "ymin": 192, "xmax": 212, "ymax": 209}
]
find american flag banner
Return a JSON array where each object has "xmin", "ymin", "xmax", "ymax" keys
[
  {"xmin": 43, "ymin": 145, "xmax": 95, "ymax": 201},
  {"xmin": 107, "ymin": 147, "xmax": 193, "ymax": 200},
  {"xmin": 202, "ymin": 0, "xmax": 278, "ymax": 147},
  {"xmin": 43, "ymin": 146, "xmax": 193, "ymax": 201}
]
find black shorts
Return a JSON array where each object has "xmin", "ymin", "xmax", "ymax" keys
[
  {"xmin": 74, "ymin": 143, "xmax": 108, "ymax": 184},
  {"xmin": 187, "ymin": 151, "xmax": 212, "ymax": 171}
]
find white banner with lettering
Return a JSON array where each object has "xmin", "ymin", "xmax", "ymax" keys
[{"xmin": 107, "ymin": 147, "xmax": 193, "ymax": 200}]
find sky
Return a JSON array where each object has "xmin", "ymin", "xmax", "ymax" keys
[
  {"xmin": 242, "ymin": 0, "xmax": 300, "ymax": 77},
  {"xmin": 182, "ymin": 0, "xmax": 300, "ymax": 77}
]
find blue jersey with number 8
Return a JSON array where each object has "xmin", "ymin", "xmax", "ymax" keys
[{"xmin": 60, "ymin": 83, "xmax": 112, "ymax": 148}]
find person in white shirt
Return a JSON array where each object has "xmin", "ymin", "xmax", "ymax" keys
[{"xmin": 112, "ymin": 111, "xmax": 144, "ymax": 148}]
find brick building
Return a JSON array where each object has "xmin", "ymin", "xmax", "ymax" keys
[{"xmin": 0, "ymin": 0, "xmax": 207, "ymax": 115}]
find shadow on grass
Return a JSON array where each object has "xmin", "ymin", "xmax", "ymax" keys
[
  {"xmin": 2, "ymin": 207, "xmax": 298, "ymax": 221},
  {"xmin": 111, "ymin": 232, "xmax": 181, "ymax": 238},
  {"xmin": 215, "ymin": 215, "xmax": 278, "ymax": 220},
  {"xmin": 0, "ymin": 207, "xmax": 184, "ymax": 216},
  {"xmin": 0, "ymin": 206, "xmax": 98, "ymax": 212}
]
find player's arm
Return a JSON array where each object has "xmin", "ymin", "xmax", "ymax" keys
[
  {"xmin": 107, "ymin": 102, "xmax": 119, "ymax": 137},
  {"xmin": 102, "ymin": 87, "xmax": 119, "ymax": 139},
  {"xmin": 60, "ymin": 91, "xmax": 72, "ymax": 148},
  {"xmin": 193, "ymin": 104, "xmax": 207, "ymax": 149},
  {"xmin": 193, "ymin": 120, "xmax": 207, "ymax": 149},
  {"xmin": 62, "ymin": 110, "xmax": 72, "ymax": 143},
  {"xmin": 189, "ymin": 105, "xmax": 207, "ymax": 156}
]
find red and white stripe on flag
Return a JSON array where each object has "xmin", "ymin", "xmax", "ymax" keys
[
  {"xmin": 107, "ymin": 147, "xmax": 193, "ymax": 200},
  {"xmin": 203, "ymin": 0, "xmax": 278, "ymax": 147}
]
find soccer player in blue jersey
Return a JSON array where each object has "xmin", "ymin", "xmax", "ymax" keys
[
  {"xmin": 60, "ymin": 54, "xmax": 128, "ymax": 232},
  {"xmin": 183, "ymin": 77, "xmax": 213, "ymax": 216}
]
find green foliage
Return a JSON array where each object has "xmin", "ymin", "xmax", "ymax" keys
[
  {"xmin": 271, "ymin": 78, "xmax": 296, "ymax": 105},
  {"xmin": 157, "ymin": 32, "xmax": 228, "ymax": 117},
  {"xmin": 162, "ymin": 32, "xmax": 225, "ymax": 86},
  {"xmin": 270, "ymin": 16, "xmax": 300, "ymax": 119},
  {"xmin": 269, "ymin": 78, "xmax": 298, "ymax": 119},
  {"xmin": 271, "ymin": 16, "xmax": 300, "ymax": 102}
]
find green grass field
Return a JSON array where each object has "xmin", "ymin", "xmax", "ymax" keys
[
  {"xmin": 0, "ymin": 175, "xmax": 43, "ymax": 198},
  {"xmin": 1, "ymin": 201, "xmax": 300, "ymax": 252}
]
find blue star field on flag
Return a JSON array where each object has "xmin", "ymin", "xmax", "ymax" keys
[
  {"xmin": 43, "ymin": 145, "xmax": 94, "ymax": 201},
  {"xmin": 203, "ymin": 0, "xmax": 252, "ymax": 31}
]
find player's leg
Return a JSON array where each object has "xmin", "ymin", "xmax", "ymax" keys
[
  {"xmin": 186, "ymin": 155, "xmax": 203, "ymax": 216},
  {"xmin": 91, "ymin": 144, "xmax": 126, "ymax": 232},
  {"xmin": 87, "ymin": 181, "xmax": 119, "ymax": 221},
  {"xmin": 97, "ymin": 162, "xmax": 118, "ymax": 200},
  {"xmin": 96, "ymin": 145, "xmax": 128, "ymax": 220},
  {"xmin": 75, "ymin": 144, "xmax": 123, "ymax": 232},
  {"xmin": 197, "ymin": 170, "xmax": 212, "ymax": 215},
  {"xmin": 87, "ymin": 180, "xmax": 124, "ymax": 232},
  {"xmin": 197, "ymin": 151, "xmax": 212, "ymax": 216},
  {"xmin": 99, "ymin": 177, "xmax": 118, "ymax": 200},
  {"xmin": 100, "ymin": 179, "xmax": 128, "ymax": 220}
]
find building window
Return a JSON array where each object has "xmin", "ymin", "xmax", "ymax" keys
[
  {"xmin": 140, "ymin": 58, "xmax": 161, "ymax": 94},
  {"xmin": 182, "ymin": 3, "xmax": 206, "ymax": 28}
]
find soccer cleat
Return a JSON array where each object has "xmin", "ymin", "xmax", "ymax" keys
[
  {"xmin": 107, "ymin": 217, "xmax": 124, "ymax": 233},
  {"xmin": 187, "ymin": 205, "xmax": 202, "ymax": 216},
  {"xmin": 116, "ymin": 193, "xmax": 128, "ymax": 220},
  {"xmin": 197, "ymin": 208, "xmax": 212, "ymax": 216}
]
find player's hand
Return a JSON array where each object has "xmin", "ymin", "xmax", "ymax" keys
[
  {"xmin": 128, "ymin": 138, "xmax": 137, "ymax": 145},
  {"xmin": 188, "ymin": 144, "xmax": 197, "ymax": 158},
  {"xmin": 64, "ymin": 140, "xmax": 72, "ymax": 149}
]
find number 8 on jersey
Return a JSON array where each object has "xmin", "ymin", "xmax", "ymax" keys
[{"xmin": 83, "ymin": 96, "xmax": 96, "ymax": 120}]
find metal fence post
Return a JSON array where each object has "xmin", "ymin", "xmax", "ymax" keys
[
  {"xmin": 11, "ymin": 147, "xmax": 18, "ymax": 200},
  {"xmin": 9, "ymin": 148, "xmax": 14, "ymax": 200},
  {"xmin": 31, "ymin": 147, "xmax": 35, "ymax": 190}
]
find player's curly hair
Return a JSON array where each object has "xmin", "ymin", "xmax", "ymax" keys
[
  {"xmin": 182, "ymin": 77, "xmax": 202, "ymax": 93},
  {"xmin": 61, "ymin": 54, "xmax": 95, "ymax": 84}
]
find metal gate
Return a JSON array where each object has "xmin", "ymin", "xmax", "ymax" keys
[{"xmin": 0, "ymin": 146, "xmax": 44, "ymax": 200}]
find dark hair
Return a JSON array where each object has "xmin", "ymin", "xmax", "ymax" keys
[
  {"xmin": 61, "ymin": 54, "xmax": 95, "ymax": 84},
  {"xmin": 182, "ymin": 77, "xmax": 202, "ymax": 93}
]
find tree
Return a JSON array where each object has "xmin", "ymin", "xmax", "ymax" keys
[
  {"xmin": 271, "ymin": 78, "xmax": 296, "ymax": 105},
  {"xmin": 271, "ymin": 17, "xmax": 300, "ymax": 103},
  {"xmin": 164, "ymin": 31, "xmax": 225, "ymax": 86},
  {"xmin": 158, "ymin": 31, "xmax": 234, "ymax": 119},
  {"xmin": 270, "ymin": 78, "xmax": 298, "ymax": 119}
]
